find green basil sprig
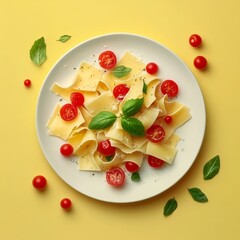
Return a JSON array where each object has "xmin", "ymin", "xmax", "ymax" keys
[
  {"xmin": 88, "ymin": 111, "xmax": 117, "ymax": 130},
  {"xmin": 163, "ymin": 198, "xmax": 178, "ymax": 216},
  {"xmin": 57, "ymin": 35, "xmax": 71, "ymax": 42},
  {"xmin": 88, "ymin": 98, "xmax": 145, "ymax": 137},
  {"xmin": 30, "ymin": 37, "xmax": 47, "ymax": 65},
  {"xmin": 188, "ymin": 187, "xmax": 208, "ymax": 203},
  {"xmin": 113, "ymin": 65, "xmax": 132, "ymax": 78},
  {"xmin": 203, "ymin": 155, "xmax": 220, "ymax": 180},
  {"xmin": 122, "ymin": 98, "xmax": 144, "ymax": 117}
]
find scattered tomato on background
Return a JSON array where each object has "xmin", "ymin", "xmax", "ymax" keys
[
  {"xmin": 189, "ymin": 34, "xmax": 202, "ymax": 48},
  {"xmin": 193, "ymin": 56, "xmax": 208, "ymax": 70},
  {"xmin": 24, "ymin": 79, "xmax": 31, "ymax": 87},
  {"xmin": 189, "ymin": 33, "xmax": 208, "ymax": 70},
  {"xmin": 32, "ymin": 175, "xmax": 47, "ymax": 190},
  {"xmin": 60, "ymin": 198, "xmax": 72, "ymax": 210}
]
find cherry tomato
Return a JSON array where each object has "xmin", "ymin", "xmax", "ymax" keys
[
  {"xmin": 146, "ymin": 125, "xmax": 165, "ymax": 143},
  {"xmin": 113, "ymin": 84, "xmax": 129, "ymax": 101},
  {"xmin": 70, "ymin": 92, "xmax": 84, "ymax": 107},
  {"xmin": 97, "ymin": 139, "xmax": 116, "ymax": 156},
  {"xmin": 160, "ymin": 80, "xmax": 179, "ymax": 98},
  {"xmin": 60, "ymin": 143, "xmax": 74, "ymax": 156},
  {"xmin": 106, "ymin": 167, "xmax": 125, "ymax": 187},
  {"xmin": 60, "ymin": 198, "xmax": 72, "ymax": 210},
  {"xmin": 146, "ymin": 62, "xmax": 159, "ymax": 74},
  {"xmin": 32, "ymin": 175, "xmax": 47, "ymax": 190},
  {"xmin": 164, "ymin": 116, "xmax": 172, "ymax": 124},
  {"xmin": 60, "ymin": 104, "xmax": 78, "ymax": 121},
  {"xmin": 125, "ymin": 161, "xmax": 140, "ymax": 173},
  {"xmin": 24, "ymin": 79, "xmax": 31, "ymax": 87},
  {"xmin": 193, "ymin": 56, "xmax": 208, "ymax": 70},
  {"xmin": 98, "ymin": 50, "xmax": 117, "ymax": 69},
  {"xmin": 147, "ymin": 155, "xmax": 165, "ymax": 168},
  {"xmin": 189, "ymin": 34, "xmax": 202, "ymax": 47}
]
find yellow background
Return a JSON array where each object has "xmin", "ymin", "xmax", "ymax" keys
[{"xmin": 1, "ymin": 0, "xmax": 239, "ymax": 239}]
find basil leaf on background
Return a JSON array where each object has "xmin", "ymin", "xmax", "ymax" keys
[
  {"xmin": 163, "ymin": 198, "xmax": 178, "ymax": 216},
  {"xmin": 113, "ymin": 65, "xmax": 132, "ymax": 78},
  {"xmin": 121, "ymin": 117, "xmax": 145, "ymax": 136},
  {"xmin": 88, "ymin": 111, "xmax": 117, "ymax": 130},
  {"xmin": 131, "ymin": 172, "xmax": 141, "ymax": 182},
  {"xmin": 57, "ymin": 35, "xmax": 71, "ymax": 42},
  {"xmin": 122, "ymin": 98, "xmax": 144, "ymax": 117},
  {"xmin": 30, "ymin": 37, "xmax": 47, "ymax": 65},
  {"xmin": 188, "ymin": 187, "xmax": 208, "ymax": 203},
  {"xmin": 203, "ymin": 155, "xmax": 220, "ymax": 180}
]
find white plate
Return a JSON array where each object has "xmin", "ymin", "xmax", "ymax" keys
[{"xmin": 36, "ymin": 33, "xmax": 206, "ymax": 203}]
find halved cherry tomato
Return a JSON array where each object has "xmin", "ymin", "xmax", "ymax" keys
[
  {"xmin": 32, "ymin": 175, "xmax": 47, "ymax": 190},
  {"xmin": 147, "ymin": 155, "xmax": 165, "ymax": 168},
  {"xmin": 113, "ymin": 84, "xmax": 129, "ymax": 101},
  {"xmin": 146, "ymin": 125, "xmax": 165, "ymax": 143},
  {"xmin": 60, "ymin": 198, "xmax": 72, "ymax": 210},
  {"xmin": 70, "ymin": 92, "xmax": 84, "ymax": 107},
  {"xmin": 193, "ymin": 56, "xmax": 208, "ymax": 70},
  {"xmin": 189, "ymin": 34, "xmax": 202, "ymax": 47},
  {"xmin": 98, "ymin": 50, "xmax": 117, "ymax": 69},
  {"xmin": 125, "ymin": 161, "xmax": 140, "ymax": 173},
  {"xmin": 60, "ymin": 104, "xmax": 78, "ymax": 121},
  {"xmin": 146, "ymin": 62, "xmax": 159, "ymax": 74},
  {"xmin": 160, "ymin": 80, "xmax": 179, "ymax": 98},
  {"xmin": 164, "ymin": 116, "xmax": 172, "ymax": 124},
  {"xmin": 60, "ymin": 143, "xmax": 74, "ymax": 156},
  {"xmin": 97, "ymin": 139, "xmax": 116, "ymax": 156},
  {"xmin": 106, "ymin": 167, "xmax": 125, "ymax": 187}
]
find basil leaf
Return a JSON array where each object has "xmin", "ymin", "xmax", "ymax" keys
[
  {"xmin": 203, "ymin": 155, "xmax": 220, "ymax": 180},
  {"xmin": 121, "ymin": 117, "xmax": 145, "ymax": 136},
  {"xmin": 143, "ymin": 81, "xmax": 147, "ymax": 94},
  {"xmin": 188, "ymin": 187, "xmax": 208, "ymax": 203},
  {"xmin": 113, "ymin": 65, "xmax": 132, "ymax": 78},
  {"xmin": 89, "ymin": 111, "xmax": 117, "ymax": 130},
  {"xmin": 122, "ymin": 98, "xmax": 144, "ymax": 117},
  {"xmin": 131, "ymin": 172, "xmax": 141, "ymax": 182},
  {"xmin": 57, "ymin": 35, "xmax": 71, "ymax": 42},
  {"xmin": 30, "ymin": 37, "xmax": 47, "ymax": 65},
  {"xmin": 163, "ymin": 198, "xmax": 178, "ymax": 216}
]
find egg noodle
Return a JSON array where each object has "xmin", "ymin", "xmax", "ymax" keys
[{"xmin": 47, "ymin": 51, "xmax": 191, "ymax": 172}]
